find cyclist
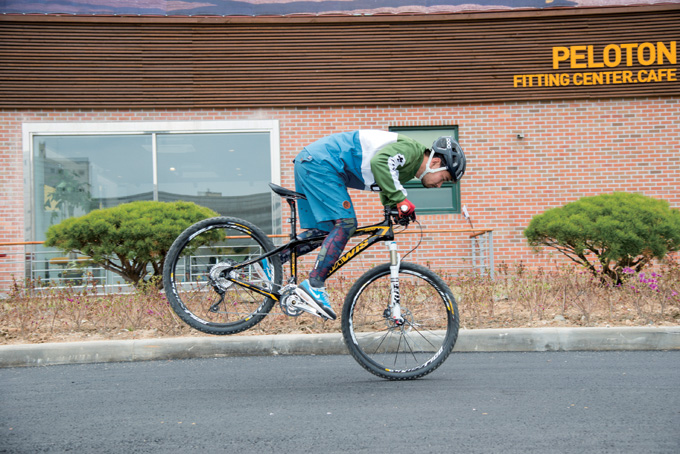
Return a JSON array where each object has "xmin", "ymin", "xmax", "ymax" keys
[{"xmin": 279, "ymin": 130, "xmax": 465, "ymax": 320}]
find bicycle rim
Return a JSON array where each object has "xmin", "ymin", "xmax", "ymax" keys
[
  {"xmin": 164, "ymin": 217, "xmax": 280, "ymax": 335},
  {"xmin": 342, "ymin": 263, "xmax": 459, "ymax": 380}
]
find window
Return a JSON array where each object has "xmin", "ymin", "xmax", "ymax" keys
[
  {"xmin": 156, "ymin": 132, "xmax": 275, "ymax": 233},
  {"xmin": 24, "ymin": 120, "xmax": 281, "ymax": 242},
  {"xmin": 388, "ymin": 126, "xmax": 461, "ymax": 214}
]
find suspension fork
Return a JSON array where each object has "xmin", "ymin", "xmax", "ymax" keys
[{"xmin": 387, "ymin": 241, "xmax": 404, "ymax": 325}]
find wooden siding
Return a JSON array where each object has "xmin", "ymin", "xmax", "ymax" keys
[{"xmin": 1, "ymin": 6, "xmax": 678, "ymax": 108}]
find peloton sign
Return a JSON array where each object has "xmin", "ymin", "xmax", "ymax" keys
[{"xmin": 513, "ymin": 41, "xmax": 677, "ymax": 88}]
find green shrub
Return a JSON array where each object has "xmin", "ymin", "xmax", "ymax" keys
[
  {"xmin": 524, "ymin": 192, "xmax": 680, "ymax": 281},
  {"xmin": 45, "ymin": 201, "xmax": 218, "ymax": 286}
]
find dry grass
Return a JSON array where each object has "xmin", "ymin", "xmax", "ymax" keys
[
  {"xmin": 452, "ymin": 259, "xmax": 680, "ymax": 330},
  {"xmin": 2, "ymin": 258, "xmax": 678, "ymax": 345}
]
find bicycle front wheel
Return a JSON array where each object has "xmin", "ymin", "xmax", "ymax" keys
[
  {"xmin": 163, "ymin": 217, "xmax": 282, "ymax": 335},
  {"xmin": 341, "ymin": 262, "xmax": 459, "ymax": 380}
]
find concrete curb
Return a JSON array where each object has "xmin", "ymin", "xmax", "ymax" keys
[
  {"xmin": 453, "ymin": 326, "xmax": 680, "ymax": 352},
  {"xmin": 1, "ymin": 327, "xmax": 678, "ymax": 368}
]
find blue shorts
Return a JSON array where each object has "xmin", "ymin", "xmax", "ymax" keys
[{"xmin": 294, "ymin": 150, "xmax": 356, "ymax": 232}]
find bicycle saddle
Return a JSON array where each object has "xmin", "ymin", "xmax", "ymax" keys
[{"xmin": 268, "ymin": 183, "xmax": 307, "ymax": 200}]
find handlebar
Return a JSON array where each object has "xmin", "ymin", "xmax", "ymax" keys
[{"xmin": 387, "ymin": 207, "xmax": 417, "ymax": 227}]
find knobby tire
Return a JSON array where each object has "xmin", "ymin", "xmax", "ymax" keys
[
  {"xmin": 341, "ymin": 262, "xmax": 459, "ymax": 380},
  {"xmin": 163, "ymin": 217, "xmax": 282, "ymax": 335}
]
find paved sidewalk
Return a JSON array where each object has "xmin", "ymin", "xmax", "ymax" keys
[{"xmin": 1, "ymin": 326, "xmax": 679, "ymax": 368}]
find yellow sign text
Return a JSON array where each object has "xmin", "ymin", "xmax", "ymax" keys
[
  {"xmin": 513, "ymin": 68, "xmax": 677, "ymax": 88},
  {"xmin": 552, "ymin": 41, "xmax": 676, "ymax": 69}
]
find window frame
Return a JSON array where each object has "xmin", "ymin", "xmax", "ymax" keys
[{"xmin": 22, "ymin": 120, "xmax": 281, "ymax": 241}]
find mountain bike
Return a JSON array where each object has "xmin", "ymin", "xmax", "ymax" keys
[{"xmin": 163, "ymin": 183, "xmax": 459, "ymax": 380}]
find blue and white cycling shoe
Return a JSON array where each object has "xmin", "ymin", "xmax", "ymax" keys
[{"xmin": 297, "ymin": 279, "xmax": 337, "ymax": 320}]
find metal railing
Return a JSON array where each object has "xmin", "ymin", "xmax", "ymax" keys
[{"xmin": 0, "ymin": 228, "xmax": 493, "ymax": 294}]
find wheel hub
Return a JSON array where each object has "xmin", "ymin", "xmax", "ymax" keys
[{"xmin": 384, "ymin": 307, "xmax": 412, "ymax": 328}]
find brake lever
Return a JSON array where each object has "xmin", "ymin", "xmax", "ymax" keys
[
  {"xmin": 390, "ymin": 208, "xmax": 416, "ymax": 226},
  {"xmin": 399, "ymin": 212, "xmax": 416, "ymax": 226}
]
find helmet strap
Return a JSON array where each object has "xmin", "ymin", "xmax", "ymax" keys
[{"xmin": 417, "ymin": 152, "xmax": 448, "ymax": 181}]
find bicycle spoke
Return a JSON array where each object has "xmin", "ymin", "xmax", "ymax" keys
[
  {"xmin": 356, "ymin": 329, "xmax": 392, "ymax": 355},
  {"xmin": 401, "ymin": 320, "xmax": 444, "ymax": 350}
]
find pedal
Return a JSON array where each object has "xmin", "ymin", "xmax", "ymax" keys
[{"xmin": 292, "ymin": 288, "xmax": 333, "ymax": 320}]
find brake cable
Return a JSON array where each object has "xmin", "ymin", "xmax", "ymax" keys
[{"xmin": 395, "ymin": 217, "xmax": 423, "ymax": 262}]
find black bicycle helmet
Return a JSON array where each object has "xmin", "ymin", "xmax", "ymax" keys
[{"xmin": 431, "ymin": 136, "xmax": 467, "ymax": 182}]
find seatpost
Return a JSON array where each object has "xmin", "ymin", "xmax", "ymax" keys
[{"xmin": 287, "ymin": 199, "xmax": 298, "ymax": 240}]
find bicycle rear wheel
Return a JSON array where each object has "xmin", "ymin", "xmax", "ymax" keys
[
  {"xmin": 341, "ymin": 262, "xmax": 459, "ymax": 380},
  {"xmin": 163, "ymin": 217, "xmax": 282, "ymax": 335}
]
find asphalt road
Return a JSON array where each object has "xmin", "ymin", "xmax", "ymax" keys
[{"xmin": 1, "ymin": 351, "xmax": 678, "ymax": 454}]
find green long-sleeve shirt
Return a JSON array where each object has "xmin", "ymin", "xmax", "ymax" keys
[{"xmin": 370, "ymin": 134, "xmax": 426, "ymax": 206}]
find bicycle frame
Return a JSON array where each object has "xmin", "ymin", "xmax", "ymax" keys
[
  {"xmin": 223, "ymin": 197, "xmax": 398, "ymax": 302},
  {"xmin": 165, "ymin": 185, "xmax": 457, "ymax": 379}
]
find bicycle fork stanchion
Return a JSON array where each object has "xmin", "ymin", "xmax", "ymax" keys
[{"xmin": 387, "ymin": 241, "xmax": 404, "ymax": 325}]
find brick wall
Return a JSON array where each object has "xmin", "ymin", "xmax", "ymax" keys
[{"xmin": 1, "ymin": 96, "xmax": 678, "ymax": 283}]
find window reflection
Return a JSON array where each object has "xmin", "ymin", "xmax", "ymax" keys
[
  {"xmin": 34, "ymin": 135, "xmax": 153, "ymax": 240},
  {"xmin": 157, "ymin": 132, "xmax": 273, "ymax": 233},
  {"xmin": 33, "ymin": 131, "xmax": 275, "ymax": 238}
]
